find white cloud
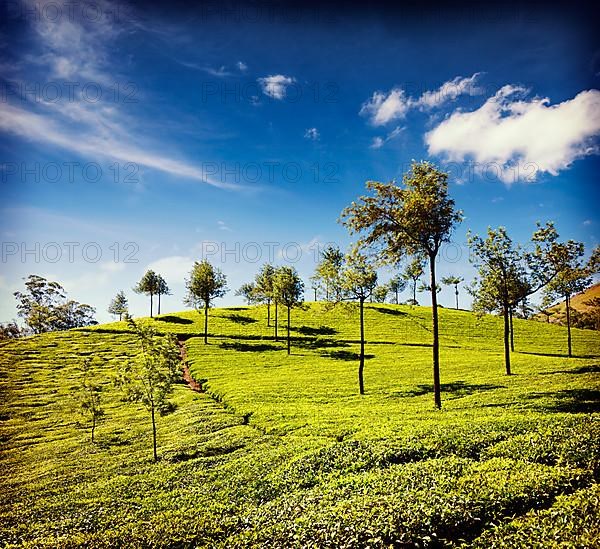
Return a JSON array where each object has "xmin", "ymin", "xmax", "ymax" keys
[
  {"xmin": 360, "ymin": 73, "xmax": 483, "ymax": 126},
  {"xmin": 0, "ymin": 0, "xmax": 246, "ymax": 191},
  {"xmin": 425, "ymin": 87, "xmax": 600, "ymax": 182},
  {"xmin": 217, "ymin": 220, "xmax": 232, "ymax": 232},
  {"xmin": 258, "ymin": 74, "xmax": 296, "ymax": 100},
  {"xmin": 0, "ymin": 103, "xmax": 241, "ymax": 190},
  {"xmin": 360, "ymin": 88, "xmax": 411, "ymax": 126},
  {"xmin": 583, "ymin": 219, "xmax": 593, "ymax": 226},
  {"xmin": 369, "ymin": 126, "xmax": 404, "ymax": 149},
  {"xmin": 370, "ymin": 136, "xmax": 385, "ymax": 149},
  {"xmin": 416, "ymin": 73, "xmax": 483, "ymax": 109},
  {"xmin": 304, "ymin": 127, "xmax": 320, "ymax": 140},
  {"xmin": 237, "ymin": 61, "xmax": 248, "ymax": 72},
  {"xmin": 100, "ymin": 261, "xmax": 126, "ymax": 273},
  {"xmin": 146, "ymin": 256, "xmax": 193, "ymax": 283}
]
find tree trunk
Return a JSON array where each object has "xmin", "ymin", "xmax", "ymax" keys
[
  {"xmin": 118, "ymin": 313, "xmax": 122, "ymax": 321},
  {"xmin": 359, "ymin": 297, "xmax": 365, "ymax": 395},
  {"xmin": 267, "ymin": 299, "xmax": 271, "ymax": 327},
  {"xmin": 151, "ymin": 404, "xmax": 157, "ymax": 462},
  {"xmin": 509, "ymin": 306, "xmax": 515, "ymax": 352},
  {"xmin": 274, "ymin": 301, "xmax": 278, "ymax": 341},
  {"xmin": 455, "ymin": 286, "xmax": 459, "ymax": 310},
  {"xmin": 566, "ymin": 293, "xmax": 572, "ymax": 358},
  {"xmin": 503, "ymin": 302, "xmax": 511, "ymax": 375},
  {"xmin": 91, "ymin": 416, "xmax": 96, "ymax": 443},
  {"xmin": 314, "ymin": 288, "xmax": 317, "ymax": 301},
  {"xmin": 204, "ymin": 303, "xmax": 208, "ymax": 344},
  {"xmin": 413, "ymin": 281, "xmax": 417, "ymax": 304},
  {"xmin": 158, "ymin": 292, "xmax": 161, "ymax": 315},
  {"xmin": 287, "ymin": 306, "xmax": 291, "ymax": 355},
  {"xmin": 150, "ymin": 293, "xmax": 153, "ymax": 318},
  {"xmin": 429, "ymin": 256, "xmax": 441, "ymax": 409},
  {"xmin": 395, "ymin": 289, "xmax": 399, "ymax": 305}
]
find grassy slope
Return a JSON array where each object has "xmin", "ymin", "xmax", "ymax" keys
[
  {"xmin": 547, "ymin": 282, "xmax": 600, "ymax": 314},
  {"xmin": 1, "ymin": 303, "xmax": 599, "ymax": 547}
]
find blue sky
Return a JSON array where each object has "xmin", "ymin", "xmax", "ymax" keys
[{"xmin": 1, "ymin": 0, "xmax": 599, "ymax": 323}]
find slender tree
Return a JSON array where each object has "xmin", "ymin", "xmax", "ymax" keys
[
  {"xmin": 340, "ymin": 248, "xmax": 377, "ymax": 394},
  {"xmin": 372, "ymin": 284, "xmax": 389, "ymax": 303},
  {"xmin": 184, "ymin": 260, "xmax": 228, "ymax": 344},
  {"xmin": 314, "ymin": 245, "xmax": 344, "ymax": 301},
  {"xmin": 273, "ymin": 266, "xmax": 304, "ymax": 355},
  {"xmin": 78, "ymin": 357, "xmax": 104, "ymax": 443},
  {"xmin": 402, "ymin": 257, "xmax": 425, "ymax": 305},
  {"xmin": 468, "ymin": 223, "xmax": 559, "ymax": 374},
  {"xmin": 542, "ymin": 239, "xmax": 591, "ymax": 357},
  {"xmin": 156, "ymin": 275, "xmax": 171, "ymax": 316},
  {"xmin": 236, "ymin": 282, "xmax": 257, "ymax": 305},
  {"xmin": 254, "ymin": 264, "xmax": 276, "ymax": 326},
  {"xmin": 133, "ymin": 270, "xmax": 160, "ymax": 318},
  {"xmin": 441, "ymin": 276, "xmax": 464, "ymax": 309},
  {"xmin": 342, "ymin": 161, "xmax": 463, "ymax": 409},
  {"xmin": 388, "ymin": 274, "xmax": 407, "ymax": 304},
  {"xmin": 309, "ymin": 274, "xmax": 323, "ymax": 302},
  {"xmin": 108, "ymin": 290, "xmax": 128, "ymax": 321},
  {"xmin": 117, "ymin": 318, "xmax": 180, "ymax": 461}
]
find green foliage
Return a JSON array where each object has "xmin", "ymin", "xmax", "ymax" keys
[
  {"xmin": 116, "ymin": 317, "xmax": 181, "ymax": 460},
  {"xmin": 14, "ymin": 274, "xmax": 96, "ymax": 333},
  {"xmin": 235, "ymin": 282, "xmax": 257, "ymax": 305},
  {"xmin": 313, "ymin": 245, "xmax": 345, "ymax": 301},
  {"xmin": 78, "ymin": 357, "xmax": 105, "ymax": 442},
  {"xmin": 108, "ymin": 291, "xmax": 128, "ymax": 321},
  {"xmin": 1, "ymin": 304, "xmax": 599, "ymax": 547},
  {"xmin": 184, "ymin": 260, "xmax": 228, "ymax": 310},
  {"xmin": 341, "ymin": 160, "xmax": 463, "ymax": 409}
]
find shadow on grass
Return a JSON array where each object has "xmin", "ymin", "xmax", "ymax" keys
[
  {"xmin": 526, "ymin": 389, "xmax": 600, "ymax": 413},
  {"xmin": 220, "ymin": 341, "xmax": 280, "ymax": 352},
  {"xmin": 222, "ymin": 314, "xmax": 257, "ymax": 325},
  {"xmin": 518, "ymin": 351, "xmax": 599, "ymax": 359},
  {"xmin": 541, "ymin": 364, "xmax": 600, "ymax": 375},
  {"xmin": 156, "ymin": 316, "xmax": 194, "ymax": 324},
  {"xmin": 322, "ymin": 350, "xmax": 375, "ymax": 361},
  {"xmin": 391, "ymin": 381, "xmax": 506, "ymax": 399},
  {"xmin": 372, "ymin": 306, "xmax": 408, "ymax": 316},
  {"xmin": 293, "ymin": 325, "xmax": 338, "ymax": 336},
  {"xmin": 295, "ymin": 338, "xmax": 350, "ymax": 350}
]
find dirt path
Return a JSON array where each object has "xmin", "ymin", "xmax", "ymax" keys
[{"xmin": 177, "ymin": 339, "xmax": 204, "ymax": 393}]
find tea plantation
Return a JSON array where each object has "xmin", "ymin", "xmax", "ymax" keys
[{"xmin": 1, "ymin": 303, "xmax": 599, "ymax": 547}]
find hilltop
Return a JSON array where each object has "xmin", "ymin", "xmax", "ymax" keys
[{"xmin": 1, "ymin": 304, "xmax": 599, "ymax": 547}]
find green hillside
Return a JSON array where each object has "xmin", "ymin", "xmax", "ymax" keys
[{"xmin": 1, "ymin": 304, "xmax": 600, "ymax": 547}]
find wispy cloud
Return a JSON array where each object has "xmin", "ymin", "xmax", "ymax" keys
[
  {"xmin": 370, "ymin": 126, "xmax": 404, "ymax": 149},
  {"xmin": 360, "ymin": 73, "xmax": 483, "ymax": 126},
  {"xmin": 0, "ymin": 0, "xmax": 245, "ymax": 191}
]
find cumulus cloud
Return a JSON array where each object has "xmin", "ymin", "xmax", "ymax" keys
[
  {"xmin": 360, "ymin": 73, "xmax": 483, "ymax": 125},
  {"xmin": 304, "ymin": 127, "xmax": 320, "ymax": 140},
  {"xmin": 258, "ymin": 74, "xmax": 295, "ymax": 99},
  {"xmin": 237, "ymin": 61, "xmax": 248, "ymax": 72},
  {"xmin": 425, "ymin": 87, "xmax": 600, "ymax": 182}
]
